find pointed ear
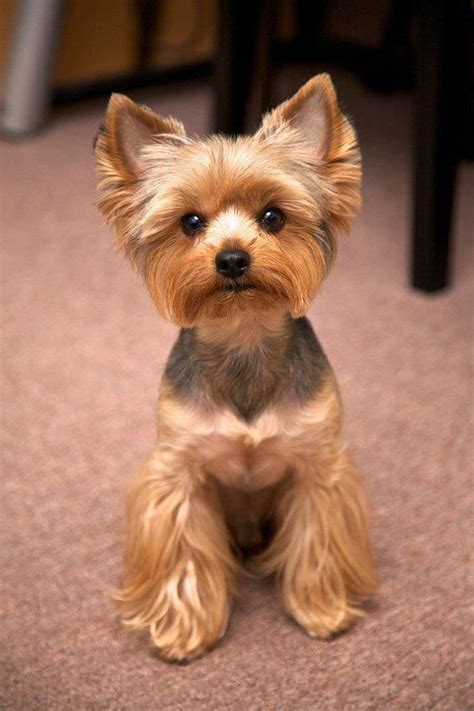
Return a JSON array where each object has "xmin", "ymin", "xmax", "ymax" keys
[
  {"xmin": 95, "ymin": 93, "xmax": 186, "ymax": 181},
  {"xmin": 95, "ymin": 94, "xmax": 186, "ymax": 239},
  {"xmin": 258, "ymin": 74, "xmax": 361, "ymax": 233},
  {"xmin": 258, "ymin": 74, "xmax": 347, "ymax": 161}
]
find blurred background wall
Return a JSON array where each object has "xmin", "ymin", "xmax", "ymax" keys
[
  {"xmin": 0, "ymin": 0, "xmax": 391, "ymax": 99},
  {"xmin": 0, "ymin": 0, "xmax": 215, "ymax": 95}
]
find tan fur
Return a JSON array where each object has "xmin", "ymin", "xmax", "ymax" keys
[
  {"xmin": 95, "ymin": 74, "xmax": 377, "ymax": 661},
  {"xmin": 115, "ymin": 452, "xmax": 237, "ymax": 660},
  {"xmin": 116, "ymin": 375, "xmax": 377, "ymax": 659},
  {"xmin": 95, "ymin": 76, "xmax": 360, "ymax": 328},
  {"xmin": 251, "ymin": 378, "xmax": 377, "ymax": 636}
]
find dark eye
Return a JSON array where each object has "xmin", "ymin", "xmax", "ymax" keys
[
  {"xmin": 181, "ymin": 213, "xmax": 205, "ymax": 236},
  {"xmin": 259, "ymin": 206, "xmax": 285, "ymax": 233}
]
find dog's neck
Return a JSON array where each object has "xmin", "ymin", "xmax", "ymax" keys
[
  {"xmin": 165, "ymin": 312, "xmax": 328, "ymax": 422},
  {"xmin": 195, "ymin": 308, "xmax": 290, "ymax": 354},
  {"xmin": 184, "ymin": 309, "xmax": 294, "ymax": 421}
]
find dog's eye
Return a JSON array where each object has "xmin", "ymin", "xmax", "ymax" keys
[
  {"xmin": 259, "ymin": 207, "xmax": 285, "ymax": 233},
  {"xmin": 181, "ymin": 213, "xmax": 205, "ymax": 236}
]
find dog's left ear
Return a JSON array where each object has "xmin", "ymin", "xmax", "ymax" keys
[
  {"xmin": 95, "ymin": 94, "xmax": 186, "ymax": 230},
  {"xmin": 257, "ymin": 74, "xmax": 361, "ymax": 233}
]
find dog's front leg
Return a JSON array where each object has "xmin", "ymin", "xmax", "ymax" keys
[
  {"xmin": 114, "ymin": 449, "xmax": 237, "ymax": 661},
  {"xmin": 254, "ymin": 383, "xmax": 378, "ymax": 638}
]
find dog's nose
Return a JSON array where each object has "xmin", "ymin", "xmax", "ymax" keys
[{"xmin": 215, "ymin": 249, "xmax": 250, "ymax": 279}]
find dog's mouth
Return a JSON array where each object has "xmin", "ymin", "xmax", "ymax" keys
[
  {"xmin": 198, "ymin": 280, "xmax": 289, "ymax": 320},
  {"xmin": 217, "ymin": 282, "xmax": 256, "ymax": 293}
]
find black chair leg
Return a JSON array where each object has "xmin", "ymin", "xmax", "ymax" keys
[
  {"xmin": 411, "ymin": 0, "xmax": 463, "ymax": 292},
  {"xmin": 215, "ymin": 0, "xmax": 275, "ymax": 135}
]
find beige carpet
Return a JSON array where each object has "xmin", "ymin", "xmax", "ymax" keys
[{"xmin": 1, "ymin": 69, "xmax": 473, "ymax": 709}]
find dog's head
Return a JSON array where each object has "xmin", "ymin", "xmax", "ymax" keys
[{"xmin": 95, "ymin": 74, "xmax": 360, "ymax": 327}]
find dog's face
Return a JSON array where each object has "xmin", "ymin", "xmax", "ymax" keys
[{"xmin": 95, "ymin": 74, "xmax": 360, "ymax": 327}]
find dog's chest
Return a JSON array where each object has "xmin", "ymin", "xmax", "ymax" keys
[
  {"xmin": 162, "ymin": 318, "xmax": 331, "ymax": 491},
  {"xmin": 188, "ymin": 406, "xmax": 295, "ymax": 491}
]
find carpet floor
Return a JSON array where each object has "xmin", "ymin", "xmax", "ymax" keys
[{"xmin": 1, "ymin": 69, "xmax": 473, "ymax": 709}]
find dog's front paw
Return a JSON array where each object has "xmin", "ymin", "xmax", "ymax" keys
[
  {"xmin": 149, "ymin": 599, "xmax": 230, "ymax": 662},
  {"xmin": 281, "ymin": 577, "xmax": 361, "ymax": 640},
  {"xmin": 118, "ymin": 559, "xmax": 232, "ymax": 662},
  {"xmin": 287, "ymin": 594, "xmax": 357, "ymax": 639}
]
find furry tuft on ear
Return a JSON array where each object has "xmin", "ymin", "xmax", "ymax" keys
[
  {"xmin": 257, "ymin": 74, "xmax": 361, "ymax": 234},
  {"xmin": 258, "ymin": 74, "xmax": 336, "ymax": 160},
  {"xmin": 94, "ymin": 94, "xmax": 187, "ymax": 243},
  {"xmin": 95, "ymin": 93, "xmax": 186, "ymax": 180}
]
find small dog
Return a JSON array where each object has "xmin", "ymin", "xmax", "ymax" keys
[{"xmin": 95, "ymin": 74, "xmax": 377, "ymax": 661}]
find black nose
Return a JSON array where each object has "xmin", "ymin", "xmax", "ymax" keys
[{"xmin": 215, "ymin": 249, "xmax": 250, "ymax": 279}]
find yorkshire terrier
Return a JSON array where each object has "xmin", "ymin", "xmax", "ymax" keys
[{"xmin": 95, "ymin": 74, "xmax": 378, "ymax": 661}]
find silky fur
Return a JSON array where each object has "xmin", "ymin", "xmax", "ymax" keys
[{"xmin": 95, "ymin": 74, "xmax": 378, "ymax": 661}]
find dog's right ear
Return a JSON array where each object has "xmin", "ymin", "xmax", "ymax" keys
[{"xmin": 95, "ymin": 93, "xmax": 185, "ymax": 180}]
